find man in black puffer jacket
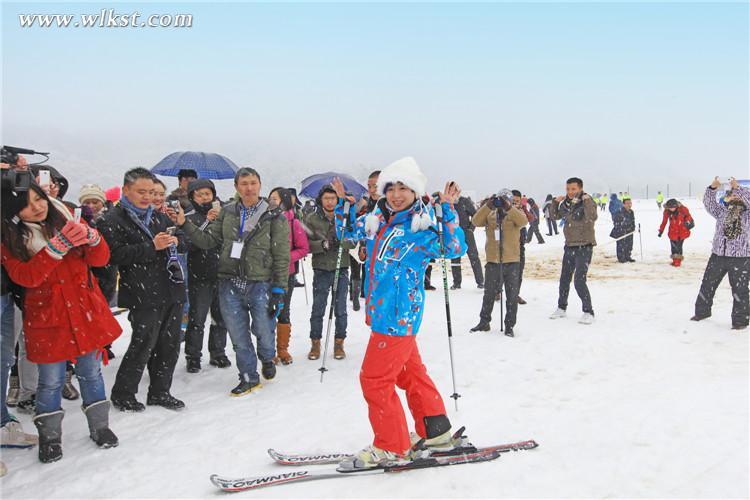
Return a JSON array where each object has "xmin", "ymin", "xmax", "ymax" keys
[
  {"xmin": 183, "ymin": 179, "xmax": 230, "ymax": 373},
  {"xmin": 98, "ymin": 168, "xmax": 187, "ymax": 413}
]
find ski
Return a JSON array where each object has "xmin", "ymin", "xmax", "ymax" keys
[
  {"xmin": 268, "ymin": 438, "xmax": 538, "ymax": 466},
  {"xmin": 210, "ymin": 447, "xmax": 501, "ymax": 493}
]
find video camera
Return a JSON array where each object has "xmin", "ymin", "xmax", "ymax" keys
[{"xmin": 1, "ymin": 145, "xmax": 50, "ymax": 193}]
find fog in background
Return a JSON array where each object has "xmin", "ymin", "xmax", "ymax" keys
[{"xmin": 2, "ymin": 2, "xmax": 748, "ymax": 202}]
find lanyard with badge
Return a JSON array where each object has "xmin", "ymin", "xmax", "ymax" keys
[{"xmin": 231, "ymin": 207, "xmax": 248, "ymax": 259}]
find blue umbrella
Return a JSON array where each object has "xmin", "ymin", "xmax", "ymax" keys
[
  {"xmin": 151, "ymin": 151, "xmax": 239, "ymax": 180},
  {"xmin": 299, "ymin": 172, "xmax": 367, "ymax": 200}
]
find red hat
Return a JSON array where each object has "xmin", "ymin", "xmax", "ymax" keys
[{"xmin": 105, "ymin": 186, "xmax": 121, "ymax": 202}]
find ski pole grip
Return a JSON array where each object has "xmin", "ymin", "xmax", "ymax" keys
[{"xmin": 434, "ymin": 202, "xmax": 443, "ymax": 221}]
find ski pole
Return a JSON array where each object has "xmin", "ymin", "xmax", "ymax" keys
[
  {"xmin": 638, "ymin": 223, "xmax": 643, "ymax": 261},
  {"xmin": 319, "ymin": 201, "xmax": 351, "ymax": 383},
  {"xmin": 301, "ymin": 257, "xmax": 309, "ymax": 306},
  {"xmin": 434, "ymin": 202, "xmax": 461, "ymax": 411}
]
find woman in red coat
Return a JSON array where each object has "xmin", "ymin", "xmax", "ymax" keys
[
  {"xmin": 1, "ymin": 183, "xmax": 122, "ymax": 464},
  {"xmin": 658, "ymin": 198, "xmax": 695, "ymax": 267}
]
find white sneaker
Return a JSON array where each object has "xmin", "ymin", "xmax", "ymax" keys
[
  {"xmin": 579, "ymin": 313, "xmax": 595, "ymax": 325},
  {"xmin": 338, "ymin": 445, "xmax": 409, "ymax": 471},
  {"xmin": 0, "ymin": 419, "xmax": 38, "ymax": 448},
  {"xmin": 549, "ymin": 308, "xmax": 567, "ymax": 319}
]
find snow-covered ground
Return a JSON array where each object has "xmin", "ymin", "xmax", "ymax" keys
[{"xmin": 1, "ymin": 198, "xmax": 748, "ymax": 498}]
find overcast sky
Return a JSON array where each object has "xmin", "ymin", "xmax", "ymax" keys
[{"xmin": 2, "ymin": 1, "xmax": 748, "ymax": 201}]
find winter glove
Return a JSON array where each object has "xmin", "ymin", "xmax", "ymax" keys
[
  {"xmin": 267, "ymin": 287, "xmax": 285, "ymax": 319},
  {"xmin": 46, "ymin": 233, "xmax": 75, "ymax": 257},
  {"xmin": 658, "ymin": 231, "xmax": 663, "ymax": 238},
  {"xmin": 84, "ymin": 226, "xmax": 102, "ymax": 246},
  {"xmin": 60, "ymin": 220, "xmax": 88, "ymax": 246},
  {"xmin": 321, "ymin": 238, "xmax": 339, "ymax": 252}
]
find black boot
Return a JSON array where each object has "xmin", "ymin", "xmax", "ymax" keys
[
  {"xmin": 230, "ymin": 379, "xmax": 261, "ymax": 397},
  {"xmin": 690, "ymin": 314, "xmax": 711, "ymax": 322},
  {"xmin": 261, "ymin": 360, "xmax": 276, "ymax": 380},
  {"xmin": 111, "ymin": 395, "xmax": 145, "ymax": 413},
  {"xmin": 209, "ymin": 355, "xmax": 232, "ymax": 368},
  {"xmin": 504, "ymin": 326, "xmax": 514, "ymax": 338},
  {"xmin": 186, "ymin": 358, "xmax": 201, "ymax": 373},
  {"xmin": 33, "ymin": 410, "xmax": 64, "ymax": 464},
  {"xmin": 83, "ymin": 400, "xmax": 119, "ymax": 449},
  {"xmin": 351, "ymin": 280, "xmax": 362, "ymax": 311},
  {"xmin": 470, "ymin": 322, "xmax": 490, "ymax": 332},
  {"xmin": 146, "ymin": 393, "xmax": 185, "ymax": 411}
]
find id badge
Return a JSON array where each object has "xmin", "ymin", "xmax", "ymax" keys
[{"xmin": 231, "ymin": 240, "xmax": 244, "ymax": 259}]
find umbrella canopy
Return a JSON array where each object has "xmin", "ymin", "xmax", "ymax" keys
[
  {"xmin": 151, "ymin": 151, "xmax": 239, "ymax": 180},
  {"xmin": 299, "ymin": 172, "xmax": 367, "ymax": 200}
]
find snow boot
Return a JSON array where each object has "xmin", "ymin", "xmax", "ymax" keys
[
  {"xmin": 33, "ymin": 410, "xmax": 64, "ymax": 464},
  {"xmin": 261, "ymin": 360, "xmax": 276, "ymax": 380},
  {"xmin": 469, "ymin": 322, "xmax": 490, "ymax": 332},
  {"xmin": 274, "ymin": 323, "xmax": 293, "ymax": 365},
  {"xmin": 111, "ymin": 395, "xmax": 145, "ymax": 413},
  {"xmin": 691, "ymin": 314, "xmax": 711, "ymax": 321},
  {"xmin": 230, "ymin": 379, "xmax": 262, "ymax": 397},
  {"xmin": 505, "ymin": 326, "xmax": 515, "ymax": 337},
  {"xmin": 338, "ymin": 444, "xmax": 410, "ymax": 471},
  {"xmin": 61, "ymin": 370, "xmax": 80, "ymax": 401},
  {"xmin": 209, "ymin": 355, "xmax": 232, "ymax": 368},
  {"xmin": 146, "ymin": 393, "xmax": 185, "ymax": 411},
  {"xmin": 0, "ymin": 417, "xmax": 38, "ymax": 449},
  {"xmin": 579, "ymin": 312, "xmax": 595, "ymax": 325},
  {"xmin": 308, "ymin": 339, "xmax": 321, "ymax": 360},
  {"xmin": 334, "ymin": 339, "xmax": 346, "ymax": 360},
  {"xmin": 186, "ymin": 358, "xmax": 201, "ymax": 373},
  {"xmin": 549, "ymin": 308, "xmax": 567, "ymax": 319},
  {"xmin": 675, "ymin": 255, "xmax": 684, "ymax": 267},
  {"xmin": 351, "ymin": 280, "xmax": 362, "ymax": 311},
  {"xmin": 732, "ymin": 324, "xmax": 748, "ymax": 331},
  {"xmin": 83, "ymin": 400, "xmax": 118, "ymax": 449},
  {"xmin": 6, "ymin": 375, "xmax": 19, "ymax": 407}
]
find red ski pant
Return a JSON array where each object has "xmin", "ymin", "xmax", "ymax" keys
[{"xmin": 360, "ymin": 332, "xmax": 447, "ymax": 454}]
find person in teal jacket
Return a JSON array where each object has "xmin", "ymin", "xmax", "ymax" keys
[{"xmin": 331, "ymin": 157, "xmax": 465, "ymax": 471}]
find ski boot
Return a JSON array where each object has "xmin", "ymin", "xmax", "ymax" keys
[{"xmin": 337, "ymin": 445, "xmax": 410, "ymax": 471}]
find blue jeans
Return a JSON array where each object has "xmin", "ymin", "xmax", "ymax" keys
[
  {"xmin": 310, "ymin": 269, "xmax": 349, "ymax": 340},
  {"xmin": 1, "ymin": 294, "xmax": 16, "ymax": 426},
  {"xmin": 36, "ymin": 350, "xmax": 106, "ymax": 415},
  {"xmin": 218, "ymin": 280, "xmax": 275, "ymax": 384}
]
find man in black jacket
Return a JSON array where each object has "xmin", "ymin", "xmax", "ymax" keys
[
  {"xmin": 451, "ymin": 195, "xmax": 483, "ymax": 289},
  {"xmin": 183, "ymin": 179, "xmax": 230, "ymax": 373},
  {"xmin": 99, "ymin": 168, "xmax": 187, "ymax": 412},
  {"xmin": 611, "ymin": 197, "xmax": 636, "ymax": 263}
]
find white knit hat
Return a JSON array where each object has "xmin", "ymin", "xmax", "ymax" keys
[
  {"xmin": 376, "ymin": 156, "xmax": 427, "ymax": 197},
  {"xmin": 78, "ymin": 184, "xmax": 106, "ymax": 204}
]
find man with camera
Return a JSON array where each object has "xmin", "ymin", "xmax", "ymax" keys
[
  {"xmin": 167, "ymin": 169, "xmax": 198, "ymax": 212},
  {"xmin": 548, "ymin": 177, "xmax": 598, "ymax": 325},
  {"xmin": 98, "ymin": 168, "xmax": 188, "ymax": 412},
  {"xmin": 470, "ymin": 190, "xmax": 528, "ymax": 337},
  {"xmin": 175, "ymin": 167, "xmax": 290, "ymax": 397}
]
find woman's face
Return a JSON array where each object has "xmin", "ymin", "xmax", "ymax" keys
[
  {"xmin": 385, "ymin": 183, "xmax": 416, "ymax": 212},
  {"xmin": 19, "ymin": 189, "xmax": 49, "ymax": 223},
  {"xmin": 269, "ymin": 191, "xmax": 282, "ymax": 209},
  {"xmin": 152, "ymin": 184, "xmax": 166, "ymax": 208}
]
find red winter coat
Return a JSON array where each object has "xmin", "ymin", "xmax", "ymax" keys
[
  {"xmin": 659, "ymin": 205, "xmax": 693, "ymax": 241},
  {"xmin": 1, "ymin": 240, "xmax": 122, "ymax": 364}
]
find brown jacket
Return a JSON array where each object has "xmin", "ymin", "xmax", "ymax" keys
[
  {"xmin": 472, "ymin": 204, "xmax": 528, "ymax": 263},
  {"xmin": 549, "ymin": 194, "xmax": 598, "ymax": 247}
]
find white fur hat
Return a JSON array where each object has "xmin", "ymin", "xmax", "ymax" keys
[{"xmin": 376, "ymin": 156, "xmax": 427, "ymax": 197}]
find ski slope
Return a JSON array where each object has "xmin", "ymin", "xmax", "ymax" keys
[{"xmin": 1, "ymin": 198, "xmax": 747, "ymax": 498}]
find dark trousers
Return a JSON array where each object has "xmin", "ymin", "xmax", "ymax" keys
[
  {"xmin": 278, "ymin": 274, "xmax": 296, "ymax": 325},
  {"xmin": 616, "ymin": 235, "xmax": 634, "ymax": 262},
  {"xmin": 695, "ymin": 254, "xmax": 750, "ymax": 327},
  {"xmin": 519, "ymin": 244, "xmax": 526, "ymax": 293},
  {"xmin": 185, "ymin": 280, "xmax": 228, "ymax": 361},
  {"xmin": 310, "ymin": 269, "xmax": 349, "ymax": 340},
  {"xmin": 546, "ymin": 218, "xmax": 558, "ymax": 235},
  {"xmin": 480, "ymin": 262, "xmax": 520, "ymax": 328},
  {"xmin": 670, "ymin": 239, "xmax": 684, "ymax": 256},
  {"xmin": 112, "ymin": 302, "xmax": 183, "ymax": 399},
  {"xmin": 349, "ymin": 255, "xmax": 362, "ymax": 282},
  {"xmin": 451, "ymin": 229, "xmax": 484, "ymax": 287},
  {"xmin": 526, "ymin": 222, "xmax": 545, "ymax": 244},
  {"xmin": 558, "ymin": 245, "xmax": 594, "ymax": 314}
]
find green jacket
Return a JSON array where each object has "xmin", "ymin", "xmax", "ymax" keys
[
  {"xmin": 303, "ymin": 208, "xmax": 355, "ymax": 271},
  {"xmin": 181, "ymin": 199, "xmax": 291, "ymax": 290}
]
